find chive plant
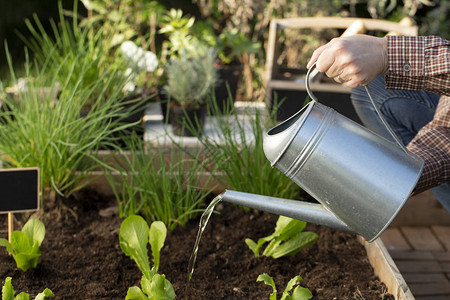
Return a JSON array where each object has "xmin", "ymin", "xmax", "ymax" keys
[
  {"xmin": 0, "ymin": 0, "xmax": 146, "ymax": 207},
  {"xmin": 0, "ymin": 44, "xmax": 140, "ymax": 204},
  {"xmin": 16, "ymin": 0, "xmax": 124, "ymax": 106},
  {"xmin": 188, "ymin": 97, "xmax": 301, "ymax": 200},
  {"xmin": 104, "ymin": 133, "xmax": 215, "ymax": 230}
]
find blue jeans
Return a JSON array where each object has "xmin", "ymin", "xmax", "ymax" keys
[{"xmin": 351, "ymin": 75, "xmax": 450, "ymax": 211}]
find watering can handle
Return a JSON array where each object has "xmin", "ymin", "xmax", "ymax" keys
[{"xmin": 305, "ymin": 63, "xmax": 408, "ymax": 153}]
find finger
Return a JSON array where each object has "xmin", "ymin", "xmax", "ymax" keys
[
  {"xmin": 323, "ymin": 56, "xmax": 348, "ymax": 79},
  {"xmin": 334, "ymin": 75, "xmax": 346, "ymax": 84},
  {"xmin": 306, "ymin": 44, "xmax": 328, "ymax": 69},
  {"xmin": 315, "ymin": 48, "xmax": 336, "ymax": 74},
  {"xmin": 342, "ymin": 78, "xmax": 360, "ymax": 89}
]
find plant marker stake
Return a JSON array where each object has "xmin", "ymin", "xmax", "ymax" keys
[
  {"xmin": 8, "ymin": 212, "xmax": 13, "ymax": 254},
  {"xmin": 7, "ymin": 212, "xmax": 13, "ymax": 241}
]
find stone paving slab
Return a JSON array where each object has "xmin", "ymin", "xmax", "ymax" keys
[
  {"xmin": 401, "ymin": 227, "xmax": 445, "ymax": 251},
  {"xmin": 382, "ymin": 225, "xmax": 450, "ymax": 299}
]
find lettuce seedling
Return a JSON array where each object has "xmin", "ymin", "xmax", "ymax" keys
[
  {"xmin": 2, "ymin": 276, "xmax": 54, "ymax": 300},
  {"xmin": 0, "ymin": 219, "xmax": 45, "ymax": 271},
  {"xmin": 257, "ymin": 273, "xmax": 312, "ymax": 300},
  {"xmin": 119, "ymin": 215, "xmax": 175, "ymax": 300},
  {"xmin": 245, "ymin": 216, "xmax": 318, "ymax": 259}
]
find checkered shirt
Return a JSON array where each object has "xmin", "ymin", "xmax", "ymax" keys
[{"xmin": 386, "ymin": 35, "xmax": 450, "ymax": 193}]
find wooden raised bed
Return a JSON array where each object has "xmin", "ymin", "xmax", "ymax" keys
[{"xmin": 84, "ymin": 100, "xmax": 415, "ymax": 299}]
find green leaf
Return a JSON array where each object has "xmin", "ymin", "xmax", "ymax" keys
[
  {"xmin": 119, "ymin": 215, "xmax": 151, "ymax": 276},
  {"xmin": 34, "ymin": 288, "xmax": 54, "ymax": 300},
  {"xmin": 0, "ymin": 238, "xmax": 13, "ymax": 254},
  {"xmin": 163, "ymin": 278, "xmax": 176, "ymax": 300},
  {"xmin": 148, "ymin": 274, "xmax": 176, "ymax": 300},
  {"xmin": 149, "ymin": 221, "xmax": 167, "ymax": 271},
  {"xmin": 1, "ymin": 219, "xmax": 45, "ymax": 271},
  {"xmin": 13, "ymin": 251, "xmax": 41, "ymax": 271},
  {"xmin": 11, "ymin": 231, "xmax": 32, "ymax": 254},
  {"xmin": 107, "ymin": 10, "xmax": 123, "ymax": 22},
  {"xmin": 80, "ymin": 0, "xmax": 107, "ymax": 14},
  {"xmin": 284, "ymin": 275, "xmax": 303, "ymax": 294},
  {"xmin": 249, "ymin": 216, "xmax": 317, "ymax": 259},
  {"xmin": 2, "ymin": 277, "xmax": 15, "ymax": 300},
  {"xmin": 290, "ymin": 286, "xmax": 313, "ymax": 300},
  {"xmin": 273, "ymin": 217, "xmax": 307, "ymax": 238},
  {"xmin": 244, "ymin": 238, "xmax": 259, "ymax": 257},
  {"xmin": 140, "ymin": 274, "xmax": 152, "ymax": 297},
  {"xmin": 9, "ymin": 231, "xmax": 41, "ymax": 271},
  {"xmin": 14, "ymin": 293, "xmax": 30, "ymax": 300},
  {"xmin": 266, "ymin": 232, "xmax": 319, "ymax": 259},
  {"xmin": 257, "ymin": 273, "xmax": 277, "ymax": 300},
  {"xmin": 22, "ymin": 219, "xmax": 45, "ymax": 246},
  {"xmin": 125, "ymin": 286, "xmax": 149, "ymax": 300}
]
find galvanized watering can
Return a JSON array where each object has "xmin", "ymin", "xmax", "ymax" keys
[{"xmin": 221, "ymin": 64, "xmax": 424, "ymax": 242}]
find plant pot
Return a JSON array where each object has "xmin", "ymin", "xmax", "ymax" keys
[
  {"xmin": 106, "ymin": 93, "xmax": 150, "ymax": 149},
  {"xmin": 211, "ymin": 65, "xmax": 242, "ymax": 114},
  {"xmin": 156, "ymin": 85, "xmax": 171, "ymax": 124},
  {"xmin": 169, "ymin": 105, "xmax": 206, "ymax": 137}
]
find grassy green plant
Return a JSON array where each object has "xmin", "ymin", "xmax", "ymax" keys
[
  {"xmin": 189, "ymin": 98, "xmax": 300, "ymax": 199},
  {"xmin": 245, "ymin": 216, "xmax": 318, "ymax": 259},
  {"xmin": 257, "ymin": 273, "xmax": 312, "ymax": 300},
  {"xmin": 0, "ymin": 41, "xmax": 141, "ymax": 204},
  {"xmin": 2, "ymin": 277, "xmax": 54, "ymax": 300},
  {"xmin": 119, "ymin": 216, "xmax": 175, "ymax": 300},
  {"xmin": 104, "ymin": 133, "xmax": 215, "ymax": 230},
  {"xmin": 17, "ymin": 0, "xmax": 129, "ymax": 106},
  {"xmin": 0, "ymin": 219, "xmax": 45, "ymax": 272}
]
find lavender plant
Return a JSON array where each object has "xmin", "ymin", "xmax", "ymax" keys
[{"xmin": 163, "ymin": 46, "xmax": 218, "ymax": 108}]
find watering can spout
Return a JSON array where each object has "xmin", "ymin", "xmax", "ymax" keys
[{"xmin": 220, "ymin": 190, "xmax": 352, "ymax": 233}]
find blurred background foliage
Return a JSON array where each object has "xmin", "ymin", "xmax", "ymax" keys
[{"xmin": 0, "ymin": 0, "xmax": 448, "ymax": 100}]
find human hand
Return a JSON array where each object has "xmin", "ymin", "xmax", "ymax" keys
[{"xmin": 306, "ymin": 35, "xmax": 389, "ymax": 88}]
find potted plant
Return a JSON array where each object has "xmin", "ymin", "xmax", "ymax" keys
[
  {"xmin": 189, "ymin": 23, "xmax": 261, "ymax": 112},
  {"xmin": 163, "ymin": 45, "xmax": 218, "ymax": 137},
  {"xmin": 212, "ymin": 28, "xmax": 261, "ymax": 112},
  {"xmin": 159, "ymin": 10, "xmax": 261, "ymax": 115}
]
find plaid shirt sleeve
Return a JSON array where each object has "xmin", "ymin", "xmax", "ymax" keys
[
  {"xmin": 384, "ymin": 35, "xmax": 450, "ymax": 193},
  {"xmin": 407, "ymin": 96, "xmax": 450, "ymax": 193},
  {"xmin": 385, "ymin": 36, "xmax": 450, "ymax": 96}
]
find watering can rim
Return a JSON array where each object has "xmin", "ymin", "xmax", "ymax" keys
[{"xmin": 264, "ymin": 101, "xmax": 316, "ymax": 167}]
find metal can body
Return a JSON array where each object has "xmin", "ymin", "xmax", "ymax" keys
[{"xmin": 264, "ymin": 101, "xmax": 423, "ymax": 241}]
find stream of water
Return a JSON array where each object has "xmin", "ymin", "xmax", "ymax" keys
[{"xmin": 187, "ymin": 193, "xmax": 223, "ymax": 281}]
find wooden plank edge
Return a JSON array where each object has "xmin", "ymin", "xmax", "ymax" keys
[
  {"xmin": 82, "ymin": 170, "xmax": 225, "ymax": 197},
  {"xmin": 359, "ymin": 236, "xmax": 415, "ymax": 300}
]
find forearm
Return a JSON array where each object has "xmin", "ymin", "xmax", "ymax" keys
[
  {"xmin": 407, "ymin": 96, "xmax": 450, "ymax": 193},
  {"xmin": 385, "ymin": 35, "xmax": 450, "ymax": 96},
  {"xmin": 408, "ymin": 128, "xmax": 450, "ymax": 193}
]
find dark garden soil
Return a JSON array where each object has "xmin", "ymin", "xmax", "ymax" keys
[{"xmin": 0, "ymin": 189, "xmax": 394, "ymax": 299}]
